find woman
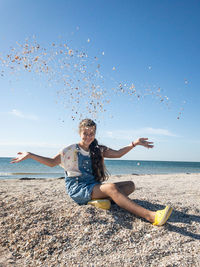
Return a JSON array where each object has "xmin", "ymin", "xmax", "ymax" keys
[{"xmin": 11, "ymin": 118, "xmax": 172, "ymax": 226}]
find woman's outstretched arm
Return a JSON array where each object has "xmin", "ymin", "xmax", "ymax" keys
[
  {"xmin": 11, "ymin": 152, "xmax": 61, "ymax": 167},
  {"xmin": 103, "ymin": 138, "xmax": 154, "ymax": 158}
]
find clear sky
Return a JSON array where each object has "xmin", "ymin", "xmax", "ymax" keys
[{"xmin": 0, "ymin": 0, "xmax": 200, "ymax": 161}]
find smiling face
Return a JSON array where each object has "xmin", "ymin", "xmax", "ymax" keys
[{"xmin": 79, "ymin": 126, "xmax": 96, "ymax": 147}]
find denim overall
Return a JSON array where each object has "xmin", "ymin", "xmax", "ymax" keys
[{"xmin": 65, "ymin": 144, "xmax": 100, "ymax": 205}]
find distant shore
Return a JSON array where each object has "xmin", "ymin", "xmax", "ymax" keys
[
  {"xmin": 1, "ymin": 157, "xmax": 200, "ymax": 180},
  {"xmin": 1, "ymin": 171, "xmax": 200, "ymax": 181},
  {"xmin": 1, "ymin": 173, "xmax": 200, "ymax": 266}
]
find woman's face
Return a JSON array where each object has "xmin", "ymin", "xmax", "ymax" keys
[{"xmin": 80, "ymin": 126, "xmax": 96, "ymax": 146}]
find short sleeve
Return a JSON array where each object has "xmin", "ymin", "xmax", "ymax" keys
[
  {"xmin": 58, "ymin": 144, "xmax": 81, "ymax": 176},
  {"xmin": 59, "ymin": 147, "xmax": 67, "ymax": 169}
]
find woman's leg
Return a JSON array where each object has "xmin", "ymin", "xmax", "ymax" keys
[
  {"xmin": 105, "ymin": 181, "xmax": 135, "ymax": 202},
  {"xmin": 114, "ymin": 181, "xmax": 135, "ymax": 196},
  {"xmin": 91, "ymin": 183, "xmax": 155, "ymax": 223}
]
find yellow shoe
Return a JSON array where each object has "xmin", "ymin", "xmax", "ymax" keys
[
  {"xmin": 87, "ymin": 199, "xmax": 111, "ymax": 210},
  {"xmin": 153, "ymin": 206, "xmax": 173, "ymax": 226}
]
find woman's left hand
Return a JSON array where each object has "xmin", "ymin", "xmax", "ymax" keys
[{"xmin": 133, "ymin": 138, "xmax": 154, "ymax": 149}]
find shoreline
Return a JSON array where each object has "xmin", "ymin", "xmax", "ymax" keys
[
  {"xmin": 1, "ymin": 173, "xmax": 200, "ymax": 266},
  {"xmin": 1, "ymin": 171, "xmax": 200, "ymax": 181}
]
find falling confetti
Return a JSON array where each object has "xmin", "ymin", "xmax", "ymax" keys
[
  {"xmin": 0, "ymin": 36, "xmax": 178, "ymax": 121},
  {"xmin": 177, "ymin": 101, "xmax": 186, "ymax": 120},
  {"xmin": 0, "ymin": 37, "xmax": 113, "ymax": 121}
]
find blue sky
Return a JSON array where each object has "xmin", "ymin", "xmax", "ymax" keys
[{"xmin": 0, "ymin": 0, "xmax": 200, "ymax": 161}]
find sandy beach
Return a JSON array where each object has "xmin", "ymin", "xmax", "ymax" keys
[{"xmin": 0, "ymin": 173, "xmax": 200, "ymax": 267}]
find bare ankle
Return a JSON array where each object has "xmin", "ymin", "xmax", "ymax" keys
[{"xmin": 146, "ymin": 211, "xmax": 156, "ymax": 223}]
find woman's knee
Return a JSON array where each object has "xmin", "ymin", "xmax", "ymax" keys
[
  {"xmin": 129, "ymin": 181, "xmax": 135, "ymax": 192},
  {"xmin": 103, "ymin": 183, "xmax": 119, "ymax": 195}
]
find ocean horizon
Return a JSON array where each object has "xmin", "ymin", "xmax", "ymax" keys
[{"xmin": 0, "ymin": 157, "xmax": 200, "ymax": 179}]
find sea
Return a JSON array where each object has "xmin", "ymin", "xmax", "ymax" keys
[{"xmin": 0, "ymin": 157, "xmax": 200, "ymax": 179}]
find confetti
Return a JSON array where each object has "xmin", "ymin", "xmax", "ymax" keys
[
  {"xmin": 0, "ymin": 36, "xmax": 175, "ymax": 121},
  {"xmin": 176, "ymin": 100, "xmax": 186, "ymax": 120}
]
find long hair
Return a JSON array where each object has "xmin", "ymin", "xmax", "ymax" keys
[{"xmin": 79, "ymin": 119, "xmax": 109, "ymax": 182}]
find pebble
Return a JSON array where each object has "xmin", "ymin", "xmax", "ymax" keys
[{"xmin": 1, "ymin": 174, "xmax": 200, "ymax": 266}]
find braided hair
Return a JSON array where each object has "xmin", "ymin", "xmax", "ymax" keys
[{"xmin": 79, "ymin": 119, "xmax": 109, "ymax": 182}]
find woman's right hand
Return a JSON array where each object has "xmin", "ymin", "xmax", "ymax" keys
[{"xmin": 11, "ymin": 152, "xmax": 31, "ymax": 163}]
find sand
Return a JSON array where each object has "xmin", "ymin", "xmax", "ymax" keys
[{"xmin": 0, "ymin": 173, "xmax": 200, "ymax": 267}]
